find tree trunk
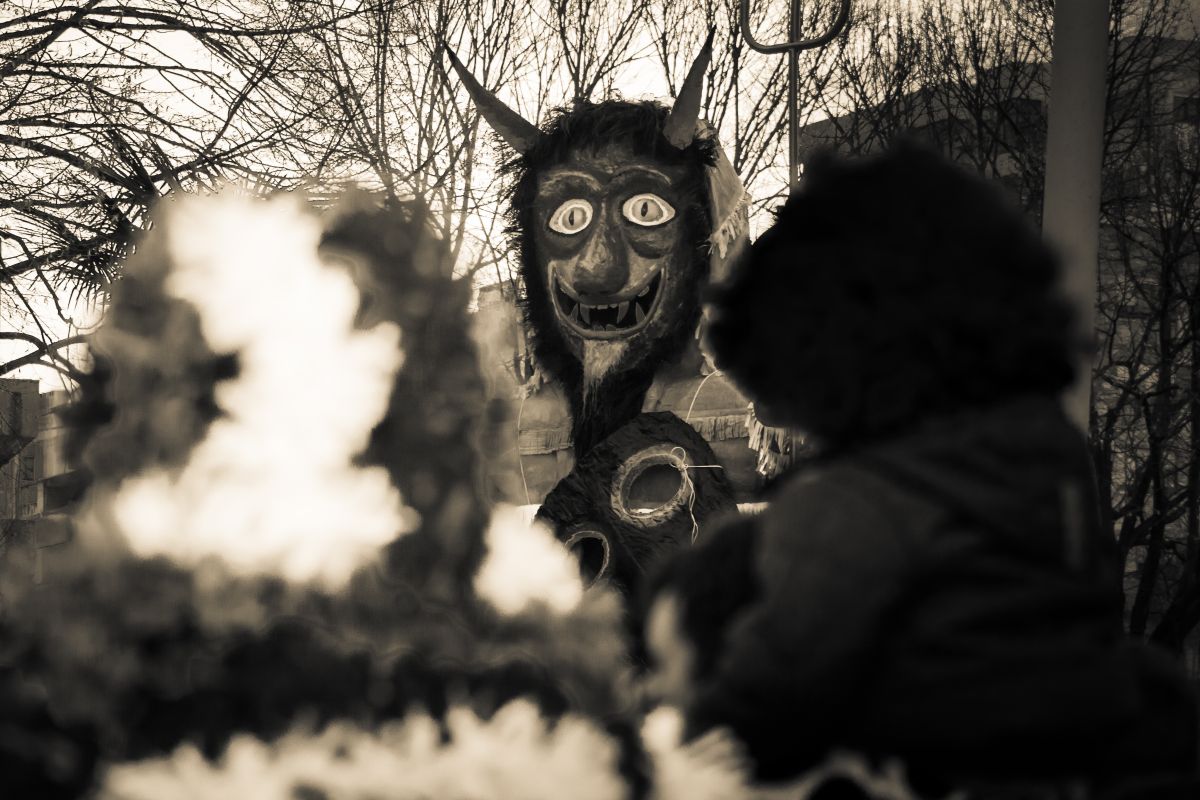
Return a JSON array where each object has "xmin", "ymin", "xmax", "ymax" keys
[
  {"xmin": 1129, "ymin": 492, "xmax": 1165, "ymax": 638},
  {"xmin": 1151, "ymin": 564, "xmax": 1200, "ymax": 654},
  {"xmin": 1149, "ymin": 276, "xmax": 1200, "ymax": 652}
]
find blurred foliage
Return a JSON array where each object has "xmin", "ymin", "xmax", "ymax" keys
[{"xmin": 0, "ymin": 195, "xmax": 640, "ymax": 798}]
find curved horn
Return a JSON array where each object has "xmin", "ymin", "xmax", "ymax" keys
[
  {"xmin": 444, "ymin": 45, "xmax": 540, "ymax": 155},
  {"xmin": 662, "ymin": 28, "xmax": 715, "ymax": 148}
]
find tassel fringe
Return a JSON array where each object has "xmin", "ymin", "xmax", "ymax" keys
[{"xmin": 745, "ymin": 406, "xmax": 800, "ymax": 479}]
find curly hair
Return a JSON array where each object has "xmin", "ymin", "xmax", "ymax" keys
[{"xmin": 704, "ymin": 142, "xmax": 1081, "ymax": 448}]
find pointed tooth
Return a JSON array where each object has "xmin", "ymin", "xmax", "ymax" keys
[
  {"xmin": 617, "ymin": 301, "xmax": 630, "ymax": 322},
  {"xmin": 569, "ymin": 303, "xmax": 580, "ymax": 322},
  {"xmin": 580, "ymin": 305, "xmax": 591, "ymax": 324},
  {"xmin": 638, "ymin": 285, "xmax": 649, "ymax": 298},
  {"xmin": 605, "ymin": 323, "xmax": 617, "ymax": 331},
  {"xmin": 636, "ymin": 303, "xmax": 646, "ymax": 323}
]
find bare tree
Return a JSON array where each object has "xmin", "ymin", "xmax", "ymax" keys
[
  {"xmin": 544, "ymin": 0, "xmax": 654, "ymax": 103},
  {"xmin": 10, "ymin": 4, "xmax": 1191, "ymax": 651},
  {"xmin": 0, "ymin": 0, "xmax": 371, "ymax": 381},
  {"xmin": 1093, "ymin": 24, "xmax": 1199, "ymax": 649},
  {"xmin": 647, "ymin": 0, "xmax": 853, "ymax": 216},
  {"xmin": 784, "ymin": 0, "xmax": 1199, "ymax": 650},
  {"xmin": 792, "ymin": 0, "xmax": 1054, "ymax": 217}
]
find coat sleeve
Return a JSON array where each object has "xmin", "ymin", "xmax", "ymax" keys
[{"xmin": 684, "ymin": 470, "xmax": 918, "ymax": 767}]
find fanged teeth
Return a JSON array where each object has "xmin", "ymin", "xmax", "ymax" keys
[{"xmin": 554, "ymin": 273, "xmax": 659, "ymax": 332}]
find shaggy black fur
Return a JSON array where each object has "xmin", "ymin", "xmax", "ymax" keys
[
  {"xmin": 502, "ymin": 100, "xmax": 718, "ymax": 456},
  {"xmin": 705, "ymin": 142, "xmax": 1082, "ymax": 450},
  {"xmin": 0, "ymin": 545, "xmax": 657, "ymax": 799},
  {"xmin": 640, "ymin": 515, "xmax": 760, "ymax": 681},
  {"xmin": 536, "ymin": 411, "xmax": 737, "ymax": 600}
]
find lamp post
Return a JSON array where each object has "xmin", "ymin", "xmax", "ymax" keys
[{"xmin": 1042, "ymin": 1, "xmax": 1111, "ymax": 431}]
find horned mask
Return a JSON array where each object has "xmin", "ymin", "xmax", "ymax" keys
[{"xmin": 449, "ymin": 36, "xmax": 748, "ymax": 454}]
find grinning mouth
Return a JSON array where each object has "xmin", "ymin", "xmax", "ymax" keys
[{"xmin": 553, "ymin": 271, "xmax": 663, "ymax": 337}]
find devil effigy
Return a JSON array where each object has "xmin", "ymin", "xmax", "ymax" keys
[{"xmin": 450, "ymin": 37, "xmax": 761, "ymax": 594}]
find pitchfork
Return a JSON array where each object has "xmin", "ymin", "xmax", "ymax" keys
[{"xmin": 739, "ymin": 0, "xmax": 853, "ymax": 188}]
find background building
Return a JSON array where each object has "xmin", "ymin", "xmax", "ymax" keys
[{"xmin": 1, "ymin": 382, "xmax": 83, "ymax": 581}]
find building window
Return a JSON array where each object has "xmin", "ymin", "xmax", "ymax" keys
[
  {"xmin": 19, "ymin": 448, "xmax": 36, "ymax": 484},
  {"xmin": 996, "ymin": 97, "xmax": 1044, "ymax": 132},
  {"xmin": 1174, "ymin": 94, "xmax": 1200, "ymax": 124}
]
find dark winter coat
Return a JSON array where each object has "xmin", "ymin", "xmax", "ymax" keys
[{"xmin": 685, "ymin": 396, "xmax": 1197, "ymax": 786}]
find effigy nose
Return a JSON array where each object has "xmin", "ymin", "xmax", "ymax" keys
[{"xmin": 571, "ymin": 224, "xmax": 629, "ymax": 297}]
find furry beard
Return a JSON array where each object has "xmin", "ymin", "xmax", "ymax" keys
[
  {"xmin": 573, "ymin": 364, "xmax": 656, "ymax": 458},
  {"xmin": 582, "ymin": 340, "xmax": 630, "ymax": 394}
]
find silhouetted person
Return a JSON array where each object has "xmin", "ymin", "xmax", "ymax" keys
[{"xmin": 674, "ymin": 143, "xmax": 1200, "ymax": 797}]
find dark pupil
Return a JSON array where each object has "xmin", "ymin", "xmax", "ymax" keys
[
  {"xmin": 568, "ymin": 209, "xmax": 576, "ymax": 226},
  {"xmin": 640, "ymin": 200, "xmax": 649, "ymax": 217}
]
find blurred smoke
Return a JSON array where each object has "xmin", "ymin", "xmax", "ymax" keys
[
  {"xmin": 100, "ymin": 700, "xmax": 628, "ymax": 800},
  {"xmin": 77, "ymin": 191, "xmax": 414, "ymax": 588},
  {"xmin": 475, "ymin": 504, "xmax": 583, "ymax": 615}
]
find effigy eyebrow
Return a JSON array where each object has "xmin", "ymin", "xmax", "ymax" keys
[
  {"xmin": 540, "ymin": 166, "xmax": 675, "ymax": 188},
  {"xmin": 538, "ymin": 169, "xmax": 603, "ymax": 191},
  {"xmin": 612, "ymin": 166, "xmax": 674, "ymax": 182}
]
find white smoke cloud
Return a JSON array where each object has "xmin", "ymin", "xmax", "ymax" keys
[
  {"xmin": 100, "ymin": 700, "xmax": 628, "ymax": 800},
  {"xmin": 474, "ymin": 504, "xmax": 583, "ymax": 615},
  {"xmin": 641, "ymin": 707, "xmax": 755, "ymax": 800},
  {"xmin": 81, "ymin": 190, "xmax": 414, "ymax": 589}
]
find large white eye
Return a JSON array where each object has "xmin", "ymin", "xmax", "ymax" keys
[
  {"xmin": 622, "ymin": 193, "xmax": 675, "ymax": 226},
  {"xmin": 548, "ymin": 200, "xmax": 593, "ymax": 234}
]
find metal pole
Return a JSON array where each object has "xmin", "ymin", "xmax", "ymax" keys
[
  {"xmin": 1042, "ymin": 1, "xmax": 1110, "ymax": 431},
  {"xmin": 788, "ymin": 2, "xmax": 801, "ymax": 188},
  {"xmin": 739, "ymin": 0, "xmax": 853, "ymax": 190}
]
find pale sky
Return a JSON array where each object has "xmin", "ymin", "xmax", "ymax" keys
[{"xmin": 7, "ymin": 0, "xmax": 1197, "ymax": 391}]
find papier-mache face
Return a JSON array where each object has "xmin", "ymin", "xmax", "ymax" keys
[
  {"xmin": 534, "ymin": 144, "xmax": 695, "ymax": 375},
  {"xmin": 447, "ymin": 32, "xmax": 749, "ymax": 455}
]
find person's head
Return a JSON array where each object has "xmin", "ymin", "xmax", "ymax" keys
[
  {"xmin": 704, "ymin": 142, "xmax": 1082, "ymax": 449},
  {"xmin": 640, "ymin": 518, "xmax": 760, "ymax": 707}
]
